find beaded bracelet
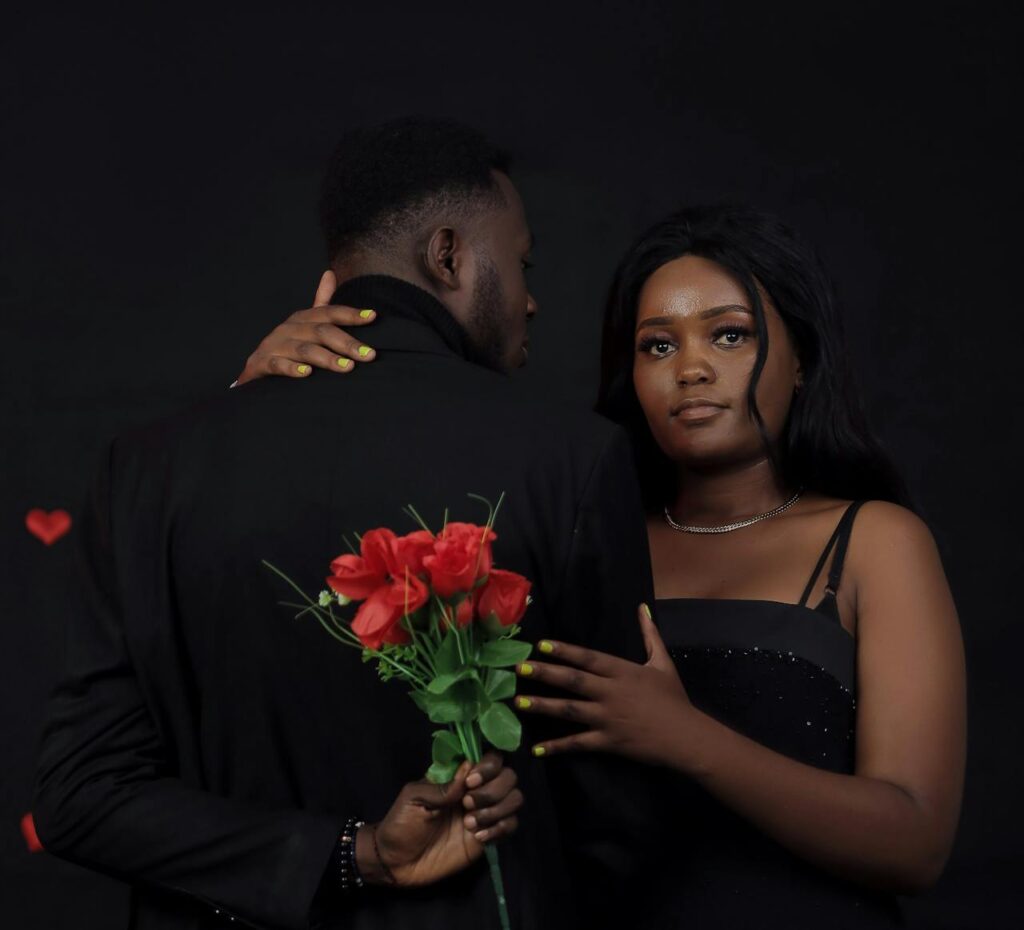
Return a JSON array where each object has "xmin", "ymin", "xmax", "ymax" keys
[{"xmin": 337, "ymin": 818, "xmax": 366, "ymax": 891}]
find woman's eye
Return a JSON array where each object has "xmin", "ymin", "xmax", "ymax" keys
[
  {"xmin": 712, "ymin": 327, "xmax": 750, "ymax": 347},
  {"xmin": 638, "ymin": 338, "xmax": 675, "ymax": 357}
]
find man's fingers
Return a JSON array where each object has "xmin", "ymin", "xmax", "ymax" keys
[
  {"xmin": 463, "ymin": 763, "xmax": 516, "ymax": 811},
  {"xmin": 471, "ymin": 815, "xmax": 519, "ymax": 844},
  {"xmin": 464, "ymin": 789, "xmax": 523, "ymax": 833},
  {"xmin": 408, "ymin": 759, "xmax": 471, "ymax": 808},
  {"xmin": 464, "ymin": 752, "xmax": 503, "ymax": 790},
  {"xmin": 313, "ymin": 269, "xmax": 337, "ymax": 306}
]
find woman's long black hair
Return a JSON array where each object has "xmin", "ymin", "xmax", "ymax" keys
[{"xmin": 595, "ymin": 204, "xmax": 910, "ymax": 511}]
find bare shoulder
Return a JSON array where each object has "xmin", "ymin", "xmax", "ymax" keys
[
  {"xmin": 847, "ymin": 501, "xmax": 953, "ymax": 620},
  {"xmin": 851, "ymin": 501, "xmax": 938, "ymax": 559}
]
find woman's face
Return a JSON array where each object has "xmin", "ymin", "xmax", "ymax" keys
[{"xmin": 632, "ymin": 254, "xmax": 802, "ymax": 471}]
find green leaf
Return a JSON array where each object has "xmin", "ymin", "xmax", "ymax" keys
[
  {"xmin": 479, "ymin": 702, "xmax": 522, "ymax": 751},
  {"xmin": 431, "ymin": 729, "xmax": 463, "ymax": 765},
  {"xmin": 426, "ymin": 760, "xmax": 459, "ymax": 784},
  {"xmin": 410, "ymin": 690, "xmax": 433, "ymax": 714},
  {"xmin": 485, "ymin": 669, "xmax": 516, "ymax": 701},
  {"xmin": 478, "ymin": 639, "xmax": 533, "ymax": 668},
  {"xmin": 427, "ymin": 668, "xmax": 478, "ymax": 695},
  {"xmin": 413, "ymin": 679, "xmax": 485, "ymax": 724},
  {"xmin": 432, "ymin": 627, "xmax": 462, "ymax": 677}
]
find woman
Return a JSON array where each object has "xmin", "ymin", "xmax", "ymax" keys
[{"xmin": 236, "ymin": 204, "xmax": 965, "ymax": 927}]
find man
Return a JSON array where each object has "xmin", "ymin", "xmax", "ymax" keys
[{"xmin": 33, "ymin": 118, "xmax": 655, "ymax": 929}]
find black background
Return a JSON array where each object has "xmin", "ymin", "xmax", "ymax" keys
[{"xmin": 2, "ymin": 2, "xmax": 1021, "ymax": 927}]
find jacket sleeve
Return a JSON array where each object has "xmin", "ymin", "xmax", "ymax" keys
[
  {"xmin": 32, "ymin": 442, "xmax": 343, "ymax": 930},
  {"xmin": 544, "ymin": 426, "xmax": 661, "ymax": 907}
]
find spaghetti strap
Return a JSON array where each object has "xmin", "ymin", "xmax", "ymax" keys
[
  {"xmin": 824, "ymin": 500, "xmax": 867, "ymax": 596},
  {"xmin": 797, "ymin": 501, "xmax": 866, "ymax": 606}
]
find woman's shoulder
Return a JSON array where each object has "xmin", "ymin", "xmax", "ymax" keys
[
  {"xmin": 851, "ymin": 500, "xmax": 935, "ymax": 550},
  {"xmin": 803, "ymin": 496, "xmax": 940, "ymax": 585},
  {"xmin": 805, "ymin": 496, "xmax": 932, "ymax": 545},
  {"xmin": 841, "ymin": 501, "xmax": 945, "ymax": 606}
]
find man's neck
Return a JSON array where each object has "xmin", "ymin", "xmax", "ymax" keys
[{"xmin": 332, "ymin": 254, "xmax": 432, "ymax": 298}]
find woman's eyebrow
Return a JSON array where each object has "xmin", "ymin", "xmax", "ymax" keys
[
  {"xmin": 699, "ymin": 304, "xmax": 753, "ymax": 320},
  {"xmin": 637, "ymin": 304, "xmax": 753, "ymax": 330}
]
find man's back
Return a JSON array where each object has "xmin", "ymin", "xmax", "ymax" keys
[{"xmin": 33, "ymin": 276, "xmax": 654, "ymax": 929}]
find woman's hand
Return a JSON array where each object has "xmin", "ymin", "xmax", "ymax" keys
[
  {"xmin": 514, "ymin": 604, "xmax": 695, "ymax": 766},
  {"xmin": 360, "ymin": 752, "xmax": 522, "ymax": 887},
  {"xmin": 234, "ymin": 270, "xmax": 379, "ymax": 386}
]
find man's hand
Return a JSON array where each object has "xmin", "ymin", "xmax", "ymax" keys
[
  {"xmin": 234, "ymin": 270, "xmax": 379, "ymax": 385},
  {"xmin": 358, "ymin": 753, "xmax": 522, "ymax": 887}
]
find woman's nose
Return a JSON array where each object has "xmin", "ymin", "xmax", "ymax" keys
[{"xmin": 675, "ymin": 343, "xmax": 715, "ymax": 386}]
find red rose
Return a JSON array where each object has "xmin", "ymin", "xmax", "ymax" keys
[
  {"xmin": 423, "ymin": 523, "xmax": 496, "ymax": 598},
  {"xmin": 326, "ymin": 528, "xmax": 399, "ymax": 600},
  {"xmin": 454, "ymin": 595, "xmax": 475, "ymax": 628},
  {"xmin": 352, "ymin": 570, "xmax": 429, "ymax": 649},
  {"xmin": 475, "ymin": 569, "xmax": 531, "ymax": 627},
  {"xmin": 393, "ymin": 530, "xmax": 436, "ymax": 575}
]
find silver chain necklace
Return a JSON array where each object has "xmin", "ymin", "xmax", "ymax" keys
[{"xmin": 663, "ymin": 489, "xmax": 804, "ymax": 534}]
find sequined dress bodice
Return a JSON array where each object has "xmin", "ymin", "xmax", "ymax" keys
[{"xmin": 640, "ymin": 502, "xmax": 903, "ymax": 929}]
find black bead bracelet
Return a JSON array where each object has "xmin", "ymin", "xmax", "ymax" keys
[{"xmin": 336, "ymin": 818, "xmax": 366, "ymax": 891}]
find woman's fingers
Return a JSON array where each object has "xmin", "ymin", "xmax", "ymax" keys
[
  {"xmin": 531, "ymin": 638, "xmax": 621, "ymax": 677},
  {"xmin": 513, "ymin": 694, "xmax": 599, "ymax": 726},
  {"xmin": 259, "ymin": 354, "xmax": 316, "ymax": 379},
  {"xmin": 288, "ymin": 320, "xmax": 377, "ymax": 365},
  {"xmin": 515, "ymin": 659, "xmax": 603, "ymax": 697},
  {"xmin": 313, "ymin": 269, "xmax": 337, "ymax": 306},
  {"xmin": 318, "ymin": 304, "xmax": 377, "ymax": 327},
  {"xmin": 528, "ymin": 730, "xmax": 606, "ymax": 759}
]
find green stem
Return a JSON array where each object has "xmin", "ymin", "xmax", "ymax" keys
[
  {"xmin": 484, "ymin": 845, "xmax": 511, "ymax": 930},
  {"xmin": 454, "ymin": 723, "xmax": 475, "ymax": 764}
]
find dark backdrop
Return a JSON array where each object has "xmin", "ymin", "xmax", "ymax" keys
[{"xmin": 2, "ymin": 2, "xmax": 1021, "ymax": 927}]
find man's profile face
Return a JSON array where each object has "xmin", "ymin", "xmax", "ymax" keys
[{"xmin": 465, "ymin": 172, "xmax": 537, "ymax": 373}]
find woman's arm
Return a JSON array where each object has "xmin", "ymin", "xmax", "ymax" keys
[
  {"xmin": 516, "ymin": 503, "xmax": 966, "ymax": 893},
  {"xmin": 234, "ymin": 270, "xmax": 379, "ymax": 385}
]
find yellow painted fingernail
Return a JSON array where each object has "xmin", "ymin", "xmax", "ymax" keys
[
  {"xmin": 359, "ymin": 309, "xmax": 374, "ymax": 319},
  {"xmin": 297, "ymin": 364, "xmax": 311, "ymax": 374},
  {"xmin": 515, "ymin": 696, "xmax": 531, "ymax": 709},
  {"xmin": 532, "ymin": 745, "xmax": 546, "ymax": 757},
  {"xmin": 538, "ymin": 640, "xmax": 554, "ymax": 654},
  {"xmin": 337, "ymin": 358, "xmax": 352, "ymax": 369},
  {"xmin": 642, "ymin": 603, "xmax": 652, "ymax": 620},
  {"xmin": 518, "ymin": 663, "xmax": 533, "ymax": 676},
  {"xmin": 358, "ymin": 346, "xmax": 372, "ymax": 358}
]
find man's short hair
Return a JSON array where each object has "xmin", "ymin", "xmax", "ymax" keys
[{"xmin": 319, "ymin": 117, "xmax": 511, "ymax": 261}]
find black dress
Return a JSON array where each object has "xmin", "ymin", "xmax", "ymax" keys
[{"xmin": 646, "ymin": 500, "xmax": 904, "ymax": 929}]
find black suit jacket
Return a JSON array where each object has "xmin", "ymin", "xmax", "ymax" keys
[{"xmin": 33, "ymin": 275, "xmax": 656, "ymax": 930}]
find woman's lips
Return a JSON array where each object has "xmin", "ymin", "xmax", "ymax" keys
[
  {"xmin": 670, "ymin": 398, "xmax": 727, "ymax": 422},
  {"xmin": 674, "ymin": 405, "xmax": 725, "ymax": 422}
]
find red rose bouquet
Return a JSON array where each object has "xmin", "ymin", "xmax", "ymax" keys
[{"xmin": 264, "ymin": 496, "xmax": 530, "ymax": 930}]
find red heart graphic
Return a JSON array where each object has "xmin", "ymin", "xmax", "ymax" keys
[
  {"xmin": 21, "ymin": 812, "xmax": 43, "ymax": 853},
  {"xmin": 25, "ymin": 509, "xmax": 72, "ymax": 545}
]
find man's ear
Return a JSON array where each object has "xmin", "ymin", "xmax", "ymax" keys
[{"xmin": 422, "ymin": 226, "xmax": 462, "ymax": 290}]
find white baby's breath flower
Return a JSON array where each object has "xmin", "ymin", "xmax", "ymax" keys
[{"xmin": 318, "ymin": 590, "xmax": 333, "ymax": 607}]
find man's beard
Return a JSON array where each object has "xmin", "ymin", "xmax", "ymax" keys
[{"xmin": 467, "ymin": 255, "xmax": 509, "ymax": 371}]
